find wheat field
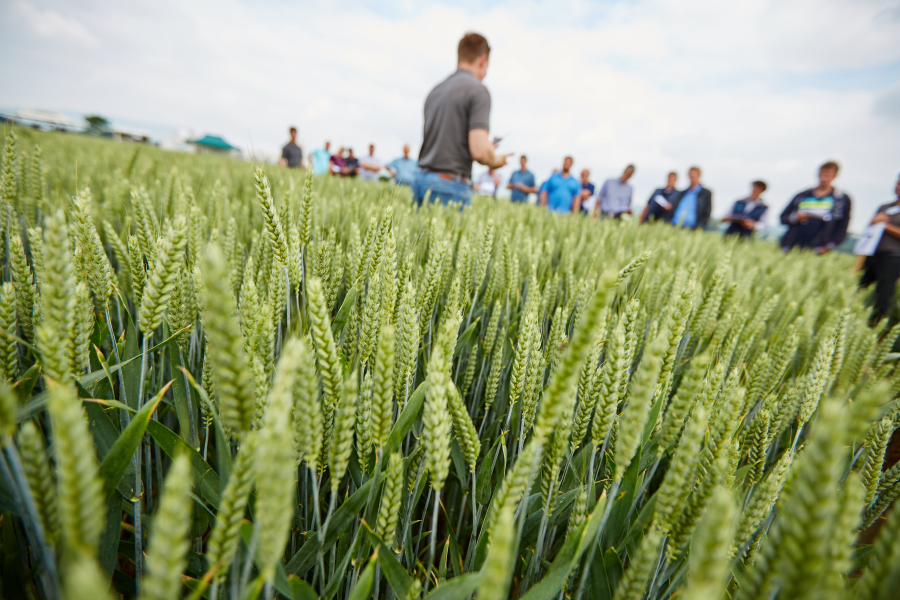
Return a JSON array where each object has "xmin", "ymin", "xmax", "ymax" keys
[{"xmin": 0, "ymin": 126, "xmax": 898, "ymax": 600}]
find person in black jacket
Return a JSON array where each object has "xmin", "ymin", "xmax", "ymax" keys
[
  {"xmin": 668, "ymin": 166, "xmax": 712, "ymax": 229},
  {"xmin": 780, "ymin": 161, "xmax": 851, "ymax": 255},
  {"xmin": 859, "ymin": 174, "xmax": 900, "ymax": 324}
]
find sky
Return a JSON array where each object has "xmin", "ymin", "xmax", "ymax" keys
[{"xmin": 2, "ymin": 0, "xmax": 900, "ymax": 231}]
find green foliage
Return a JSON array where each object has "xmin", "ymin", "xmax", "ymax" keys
[{"xmin": 2, "ymin": 127, "xmax": 897, "ymax": 600}]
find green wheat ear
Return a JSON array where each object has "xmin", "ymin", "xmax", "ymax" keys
[
  {"xmin": 141, "ymin": 453, "xmax": 193, "ymax": 600},
  {"xmin": 0, "ymin": 282, "xmax": 17, "ymax": 382},
  {"xmin": 140, "ymin": 215, "xmax": 188, "ymax": 333},
  {"xmin": 0, "ymin": 379, "xmax": 17, "ymax": 438},
  {"xmin": 479, "ymin": 503, "xmax": 515, "ymax": 600},
  {"xmin": 63, "ymin": 553, "xmax": 116, "ymax": 600},
  {"xmin": 17, "ymin": 420, "xmax": 61, "ymax": 545},
  {"xmin": 37, "ymin": 210, "xmax": 77, "ymax": 384},
  {"xmin": 613, "ymin": 527, "xmax": 662, "ymax": 600},
  {"xmin": 206, "ymin": 433, "xmax": 257, "ymax": 582},
  {"xmin": 370, "ymin": 323, "xmax": 395, "ymax": 450},
  {"xmin": 329, "ymin": 369, "xmax": 359, "ymax": 494},
  {"xmin": 201, "ymin": 243, "xmax": 256, "ymax": 436},
  {"xmin": 47, "ymin": 382, "xmax": 104, "ymax": 557},
  {"xmin": 255, "ymin": 338, "xmax": 302, "ymax": 582},
  {"xmin": 292, "ymin": 335, "xmax": 322, "ymax": 469},
  {"xmin": 375, "ymin": 451, "xmax": 405, "ymax": 547}
]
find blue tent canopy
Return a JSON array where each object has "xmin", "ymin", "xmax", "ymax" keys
[{"xmin": 189, "ymin": 135, "xmax": 238, "ymax": 150}]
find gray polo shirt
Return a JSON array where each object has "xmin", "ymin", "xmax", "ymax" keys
[
  {"xmin": 282, "ymin": 142, "xmax": 303, "ymax": 168},
  {"xmin": 418, "ymin": 69, "xmax": 491, "ymax": 180}
]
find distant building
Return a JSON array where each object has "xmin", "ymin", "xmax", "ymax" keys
[
  {"xmin": 5, "ymin": 108, "xmax": 81, "ymax": 131},
  {"xmin": 104, "ymin": 125, "xmax": 151, "ymax": 144},
  {"xmin": 189, "ymin": 135, "xmax": 240, "ymax": 157}
]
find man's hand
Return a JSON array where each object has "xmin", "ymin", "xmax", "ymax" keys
[
  {"xmin": 741, "ymin": 219, "xmax": 755, "ymax": 230},
  {"xmin": 278, "ymin": 158, "xmax": 288, "ymax": 167},
  {"xmin": 469, "ymin": 129, "xmax": 512, "ymax": 169},
  {"xmin": 873, "ymin": 212, "xmax": 889, "ymax": 224},
  {"xmin": 539, "ymin": 191, "xmax": 548, "ymax": 208},
  {"xmin": 816, "ymin": 247, "xmax": 829, "ymax": 255},
  {"xmin": 797, "ymin": 210, "xmax": 812, "ymax": 223}
]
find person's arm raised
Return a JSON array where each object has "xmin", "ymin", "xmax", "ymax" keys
[{"xmin": 469, "ymin": 129, "xmax": 512, "ymax": 169}]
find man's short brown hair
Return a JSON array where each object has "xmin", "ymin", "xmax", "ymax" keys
[
  {"xmin": 820, "ymin": 161, "xmax": 840, "ymax": 173},
  {"xmin": 458, "ymin": 33, "xmax": 490, "ymax": 63},
  {"xmin": 752, "ymin": 180, "xmax": 768, "ymax": 192},
  {"xmin": 689, "ymin": 166, "xmax": 702, "ymax": 175}
]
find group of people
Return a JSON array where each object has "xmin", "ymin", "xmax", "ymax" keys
[
  {"xmin": 282, "ymin": 136, "xmax": 421, "ymax": 186},
  {"xmin": 280, "ymin": 32, "xmax": 898, "ymax": 325}
]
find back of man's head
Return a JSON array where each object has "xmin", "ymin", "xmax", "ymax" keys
[{"xmin": 458, "ymin": 33, "xmax": 490, "ymax": 64}]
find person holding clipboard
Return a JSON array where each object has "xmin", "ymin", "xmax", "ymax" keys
[{"xmin": 859, "ymin": 174, "xmax": 900, "ymax": 324}]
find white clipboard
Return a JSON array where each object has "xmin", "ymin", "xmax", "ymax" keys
[{"xmin": 854, "ymin": 222, "xmax": 886, "ymax": 256}]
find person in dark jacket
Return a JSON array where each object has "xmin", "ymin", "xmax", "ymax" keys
[
  {"xmin": 780, "ymin": 161, "xmax": 851, "ymax": 254},
  {"xmin": 723, "ymin": 180, "xmax": 768, "ymax": 238},
  {"xmin": 859, "ymin": 174, "xmax": 900, "ymax": 324},
  {"xmin": 640, "ymin": 171, "xmax": 678, "ymax": 224},
  {"xmin": 669, "ymin": 166, "xmax": 712, "ymax": 229}
]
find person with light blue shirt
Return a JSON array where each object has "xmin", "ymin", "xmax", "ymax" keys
[
  {"xmin": 539, "ymin": 157, "xmax": 582, "ymax": 214},
  {"xmin": 669, "ymin": 166, "xmax": 713, "ymax": 229},
  {"xmin": 507, "ymin": 155, "xmax": 536, "ymax": 203},
  {"xmin": 310, "ymin": 142, "xmax": 332, "ymax": 175},
  {"xmin": 386, "ymin": 145, "xmax": 419, "ymax": 186}
]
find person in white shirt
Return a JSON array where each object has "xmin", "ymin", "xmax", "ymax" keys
[
  {"xmin": 594, "ymin": 165, "xmax": 635, "ymax": 218},
  {"xmin": 475, "ymin": 168, "xmax": 500, "ymax": 197},
  {"xmin": 359, "ymin": 144, "xmax": 383, "ymax": 183}
]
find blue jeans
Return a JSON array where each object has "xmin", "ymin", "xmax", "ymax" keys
[{"xmin": 412, "ymin": 171, "xmax": 472, "ymax": 207}]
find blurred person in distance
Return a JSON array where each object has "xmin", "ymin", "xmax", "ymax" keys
[
  {"xmin": 595, "ymin": 165, "xmax": 635, "ymax": 219},
  {"xmin": 413, "ymin": 32, "xmax": 512, "ymax": 207},
  {"xmin": 858, "ymin": 174, "xmax": 900, "ymax": 324},
  {"xmin": 279, "ymin": 126, "xmax": 303, "ymax": 168},
  {"xmin": 639, "ymin": 171, "xmax": 678, "ymax": 224},
  {"xmin": 669, "ymin": 166, "xmax": 713, "ymax": 229},
  {"xmin": 507, "ymin": 155, "xmax": 536, "ymax": 203},
  {"xmin": 386, "ymin": 144, "xmax": 419, "ymax": 186},
  {"xmin": 343, "ymin": 148, "xmax": 360, "ymax": 177},
  {"xmin": 723, "ymin": 180, "xmax": 769, "ymax": 238},
  {"xmin": 539, "ymin": 157, "xmax": 581, "ymax": 214},
  {"xmin": 329, "ymin": 147, "xmax": 346, "ymax": 176},
  {"xmin": 578, "ymin": 168, "xmax": 596, "ymax": 214},
  {"xmin": 475, "ymin": 167, "xmax": 500, "ymax": 197},
  {"xmin": 359, "ymin": 144, "xmax": 383, "ymax": 183},
  {"xmin": 310, "ymin": 141, "xmax": 332, "ymax": 175},
  {"xmin": 780, "ymin": 161, "xmax": 851, "ymax": 254}
]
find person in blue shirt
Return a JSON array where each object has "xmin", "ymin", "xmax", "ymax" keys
[
  {"xmin": 507, "ymin": 155, "xmax": 536, "ymax": 203},
  {"xmin": 310, "ymin": 141, "xmax": 332, "ymax": 175},
  {"xmin": 640, "ymin": 171, "xmax": 678, "ymax": 224},
  {"xmin": 386, "ymin": 145, "xmax": 419, "ymax": 186},
  {"xmin": 539, "ymin": 157, "xmax": 582, "ymax": 214},
  {"xmin": 669, "ymin": 166, "xmax": 712, "ymax": 229}
]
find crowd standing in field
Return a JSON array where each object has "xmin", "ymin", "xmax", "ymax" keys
[{"xmin": 279, "ymin": 32, "xmax": 900, "ymax": 326}]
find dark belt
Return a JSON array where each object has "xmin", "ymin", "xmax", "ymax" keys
[{"xmin": 422, "ymin": 168, "xmax": 470, "ymax": 184}]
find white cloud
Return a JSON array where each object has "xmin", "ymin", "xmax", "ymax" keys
[
  {"xmin": 1, "ymin": 0, "xmax": 898, "ymax": 231},
  {"xmin": 11, "ymin": 0, "xmax": 100, "ymax": 48}
]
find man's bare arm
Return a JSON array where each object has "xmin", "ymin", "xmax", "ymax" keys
[{"xmin": 469, "ymin": 129, "xmax": 512, "ymax": 169}]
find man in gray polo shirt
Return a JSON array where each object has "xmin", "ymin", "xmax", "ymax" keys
[{"xmin": 413, "ymin": 32, "xmax": 511, "ymax": 207}]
